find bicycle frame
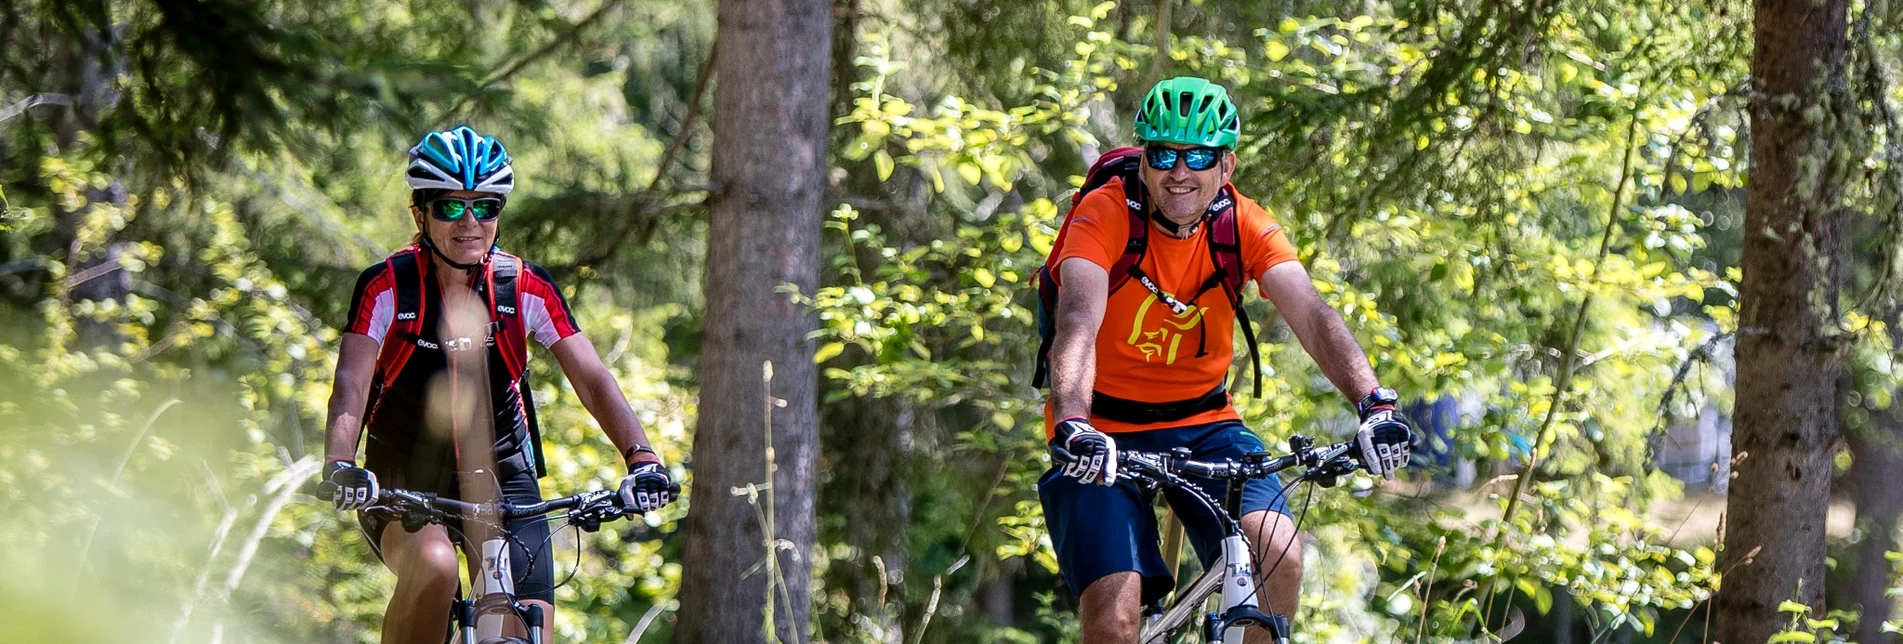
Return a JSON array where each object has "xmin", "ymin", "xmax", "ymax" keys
[
  {"xmin": 1138, "ymin": 534, "xmax": 1287, "ymax": 644},
  {"xmin": 456, "ymin": 534, "xmax": 545, "ymax": 644},
  {"xmin": 1127, "ymin": 437, "xmax": 1358, "ymax": 644},
  {"xmin": 369, "ymin": 485, "xmax": 629, "ymax": 644}
]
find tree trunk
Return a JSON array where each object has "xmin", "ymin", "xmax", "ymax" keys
[
  {"xmin": 1847, "ymin": 402, "xmax": 1903, "ymax": 644},
  {"xmin": 1715, "ymin": 0, "xmax": 1850, "ymax": 640},
  {"xmin": 50, "ymin": 20, "xmax": 131, "ymax": 349},
  {"xmin": 673, "ymin": 0, "xmax": 830, "ymax": 642},
  {"xmin": 1148, "ymin": 0, "xmax": 1173, "ymax": 86},
  {"xmin": 980, "ymin": 571, "xmax": 1014, "ymax": 626},
  {"xmin": 818, "ymin": 393, "xmax": 915, "ymax": 640},
  {"xmin": 1552, "ymin": 590, "xmax": 1572, "ymax": 644}
]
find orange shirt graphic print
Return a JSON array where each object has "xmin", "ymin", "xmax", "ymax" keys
[{"xmin": 1127, "ymin": 294, "xmax": 1205, "ymax": 365}]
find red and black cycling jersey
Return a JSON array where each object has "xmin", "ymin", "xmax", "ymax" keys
[{"xmin": 343, "ymin": 255, "xmax": 579, "ymax": 493}]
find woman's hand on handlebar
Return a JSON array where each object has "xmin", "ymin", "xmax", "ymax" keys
[
  {"xmin": 618, "ymin": 462, "xmax": 679, "ymax": 514},
  {"xmin": 319, "ymin": 460, "xmax": 380, "ymax": 512}
]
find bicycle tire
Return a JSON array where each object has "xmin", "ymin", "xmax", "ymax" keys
[{"xmin": 473, "ymin": 638, "xmax": 529, "ymax": 644}]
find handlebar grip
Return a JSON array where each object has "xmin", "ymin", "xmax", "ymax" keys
[{"xmin": 1047, "ymin": 443, "xmax": 1078, "ymax": 465}]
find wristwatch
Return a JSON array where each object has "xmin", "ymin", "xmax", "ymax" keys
[
  {"xmin": 623, "ymin": 444, "xmax": 660, "ymax": 466},
  {"xmin": 1356, "ymin": 386, "xmax": 1398, "ymax": 417}
]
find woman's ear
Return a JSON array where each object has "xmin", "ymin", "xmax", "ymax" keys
[{"xmin": 410, "ymin": 206, "xmax": 426, "ymax": 229}]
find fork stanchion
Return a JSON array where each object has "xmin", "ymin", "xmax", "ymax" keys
[
  {"xmin": 457, "ymin": 599, "xmax": 478, "ymax": 644},
  {"xmin": 1123, "ymin": 435, "xmax": 1363, "ymax": 642},
  {"xmin": 523, "ymin": 603, "xmax": 545, "ymax": 644}
]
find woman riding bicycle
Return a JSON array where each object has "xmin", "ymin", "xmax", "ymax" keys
[{"xmin": 319, "ymin": 125, "xmax": 676, "ymax": 644}]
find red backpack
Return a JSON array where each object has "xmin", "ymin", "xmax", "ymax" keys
[
  {"xmin": 365, "ymin": 246, "xmax": 547, "ymax": 476},
  {"xmin": 1031, "ymin": 147, "xmax": 1263, "ymax": 397}
]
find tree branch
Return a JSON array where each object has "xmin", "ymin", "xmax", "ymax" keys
[
  {"xmin": 1482, "ymin": 95, "xmax": 1644, "ymax": 630},
  {"xmin": 432, "ymin": 0, "xmax": 630, "ymax": 129},
  {"xmin": 1650, "ymin": 331, "xmax": 1735, "ymax": 443},
  {"xmin": 576, "ymin": 39, "xmax": 718, "ymax": 267},
  {"xmin": 0, "ymin": 92, "xmax": 71, "ymax": 122}
]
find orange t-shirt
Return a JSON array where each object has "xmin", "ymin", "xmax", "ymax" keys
[{"xmin": 1044, "ymin": 178, "xmax": 1301, "ymax": 435}]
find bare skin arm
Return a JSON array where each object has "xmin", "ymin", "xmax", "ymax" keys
[
  {"xmin": 1051, "ymin": 258, "xmax": 1112, "ymax": 422},
  {"xmin": 1256, "ymin": 262, "xmax": 1380, "ymax": 402},
  {"xmin": 549, "ymin": 333, "xmax": 663, "ymax": 467},
  {"xmin": 324, "ymin": 333, "xmax": 381, "ymax": 463}
]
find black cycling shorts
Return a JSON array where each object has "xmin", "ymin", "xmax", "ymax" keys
[{"xmin": 359, "ymin": 465, "xmax": 556, "ymax": 603}]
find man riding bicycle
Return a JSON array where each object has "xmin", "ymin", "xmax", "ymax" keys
[
  {"xmin": 1037, "ymin": 77, "xmax": 1416, "ymax": 641},
  {"xmin": 319, "ymin": 126, "xmax": 677, "ymax": 644}
]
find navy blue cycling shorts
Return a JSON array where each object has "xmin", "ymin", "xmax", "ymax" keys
[{"xmin": 1038, "ymin": 420, "xmax": 1293, "ymax": 604}]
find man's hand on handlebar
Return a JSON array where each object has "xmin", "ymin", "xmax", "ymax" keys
[
  {"xmin": 1050, "ymin": 417, "xmax": 1118, "ymax": 486},
  {"xmin": 319, "ymin": 460, "xmax": 379, "ymax": 511},
  {"xmin": 1354, "ymin": 388, "xmax": 1417, "ymax": 480}
]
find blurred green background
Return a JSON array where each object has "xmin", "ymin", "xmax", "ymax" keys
[{"xmin": 1, "ymin": 0, "xmax": 1899, "ymax": 642}]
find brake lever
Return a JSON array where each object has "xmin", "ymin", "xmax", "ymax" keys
[
  {"xmin": 571, "ymin": 511, "xmax": 606, "ymax": 533},
  {"xmin": 380, "ymin": 491, "xmax": 439, "ymax": 533},
  {"xmin": 570, "ymin": 490, "xmax": 638, "ymax": 533},
  {"xmin": 401, "ymin": 504, "xmax": 433, "ymax": 533},
  {"xmin": 1305, "ymin": 455, "xmax": 1360, "ymax": 488}
]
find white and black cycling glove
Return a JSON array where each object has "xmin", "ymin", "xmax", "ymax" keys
[
  {"xmin": 619, "ymin": 461, "xmax": 675, "ymax": 513},
  {"xmin": 321, "ymin": 460, "xmax": 379, "ymax": 511},
  {"xmin": 1050, "ymin": 416, "xmax": 1118, "ymax": 486},
  {"xmin": 1354, "ymin": 387, "xmax": 1416, "ymax": 480}
]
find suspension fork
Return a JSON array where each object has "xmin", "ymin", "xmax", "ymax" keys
[
  {"xmin": 1208, "ymin": 534, "xmax": 1289, "ymax": 644},
  {"xmin": 474, "ymin": 537, "xmax": 516, "ymax": 638},
  {"xmin": 522, "ymin": 603, "xmax": 545, "ymax": 644},
  {"xmin": 451, "ymin": 597, "xmax": 477, "ymax": 644}
]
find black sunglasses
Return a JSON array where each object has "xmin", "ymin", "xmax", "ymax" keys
[
  {"xmin": 427, "ymin": 197, "xmax": 505, "ymax": 222},
  {"xmin": 1144, "ymin": 145, "xmax": 1226, "ymax": 172}
]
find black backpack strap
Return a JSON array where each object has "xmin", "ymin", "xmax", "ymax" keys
[
  {"xmin": 489, "ymin": 253, "xmax": 520, "ymax": 310},
  {"xmin": 1108, "ymin": 174, "xmax": 1150, "ymax": 294},
  {"xmin": 485, "ymin": 252, "xmax": 544, "ymax": 477},
  {"xmin": 390, "ymin": 250, "xmax": 424, "ymax": 320},
  {"xmin": 1233, "ymin": 296, "xmax": 1262, "ymax": 397},
  {"xmin": 519, "ymin": 378, "xmax": 547, "ymax": 478},
  {"xmin": 368, "ymin": 249, "xmax": 427, "ymax": 420},
  {"xmin": 1199, "ymin": 187, "xmax": 1260, "ymax": 397},
  {"xmin": 485, "ymin": 253, "xmax": 528, "ymax": 377}
]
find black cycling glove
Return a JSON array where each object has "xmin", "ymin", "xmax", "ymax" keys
[
  {"xmin": 1050, "ymin": 416, "xmax": 1118, "ymax": 486},
  {"xmin": 619, "ymin": 461, "xmax": 676, "ymax": 513},
  {"xmin": 1354, "ymin": 388, "xmax": 1417, "ymax": 480},
  {"xmin": 320, "ymin": 460, "xmax": 379, "ymax": 511}
]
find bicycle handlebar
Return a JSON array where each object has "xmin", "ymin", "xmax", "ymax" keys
[
  {"xmin": 369, "ymin": 487, "xmax": 635, "ymax": 533},
  {"xmin": 1060, "ymin": 434, "xmax": 1363, "ymax": 485},
  {"xmin": 1056, "ymin": 434, "xmax": 1363, "ymax": 539}
]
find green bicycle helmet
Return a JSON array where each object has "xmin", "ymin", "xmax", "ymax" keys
[{"xmin": 1134, "ymin": 77, "xmax": 1241, "ymax": 148}]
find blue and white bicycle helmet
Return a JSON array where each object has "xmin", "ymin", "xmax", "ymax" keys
[{"xmin": 406, "ymin": 125, "xmax": 515, "ymax": 195}]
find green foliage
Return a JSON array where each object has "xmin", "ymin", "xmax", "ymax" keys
[
  {"xmin": 0, "ymin": 0, "xmax": 713, "ymax": 641},
  {"xmin": 6, "ymin": 0, "xmax": 1903, "ymax": 642},
  {"xmin": 802, "ymin": 0, "xmax": 1783, "ymax": 641},
  {"xmin": 1767, "ymin": 595, "xmax": 1859, "ymax": 644}
]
